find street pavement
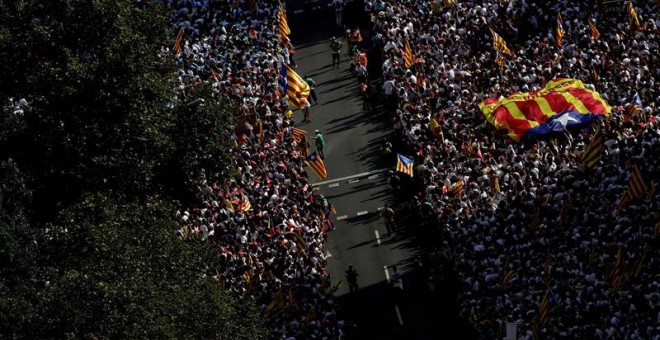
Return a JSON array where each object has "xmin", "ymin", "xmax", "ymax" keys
[{"xmin": 286, "ymin": 2, "xmax": 444, "ymax": 339}]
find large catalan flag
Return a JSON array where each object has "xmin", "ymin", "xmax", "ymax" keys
[
  {"xmin": 396, "ymin": 153, "xmax": 414, "ymax": 177},
  {"xmin": 305, "ymin": 151, "xmax": 327, "ymax": 179},
  {"xmin": 624, "ymin": 92, "xmax": 642, "ymax": 121},
  {"xmin": 580, "ymin": 125, "xmax": 604, "ymax": 169},
  {"xmin": 627, "ymin": 0, "xmax": 640, "ymax": 29},
  {"xmin": 556, "ymin": 12, "xmax": 565, "ymax": 47},
  {"xmin": 479, "ymin": 78, "xmax": 611, "ymax": 141},
  {"xmin": 281, "ymin": 64, "xmax": 310, "ymax": 108},
  {"xmin": 403, "ymin": 39, "xmax": 414, "ymax": 69},
  {"xmin": 277, "ymin": 2, "xmax": 291, "ymax": 36},
  {"xmin": 490, "ymin": 28, "xmax": 513, "ymax": 57},
  {"xmin": 588, "ymin": 19, "xmax": 600, "ymax": 39}
]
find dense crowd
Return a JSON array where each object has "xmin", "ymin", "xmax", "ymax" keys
[
  {"xmin": 166, "ymin": 1, "xmax": 343, "ymax": 338},
  {"xmin": 367, "ymin": 0, "xmax": 659, "ymax": 338}
]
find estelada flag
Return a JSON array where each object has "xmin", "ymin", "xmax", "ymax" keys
[
  {"xmin": 479, "ymin": 78, "xmax": 611, "ymax": 141},
  {"xmin": 305, "ymin": 151, "xmax": 327, "ymax": 179},
  {"xmin": 396, "ymin": 153, "xmax": 414, "ymax": 177},
  {"xmin": 281, "ymin": 65, "xmax": 310, "ymax": 108}
]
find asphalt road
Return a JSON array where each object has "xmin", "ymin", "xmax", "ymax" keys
[{"xmin": 286, "ymin": 2, "xmax": 443, "ymax": 339}]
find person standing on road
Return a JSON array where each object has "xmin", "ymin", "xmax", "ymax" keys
[
  {"xmin": 304, "ymin": 74, "xmax": 318, "ymax": 104},
  {"xmin": 330, "ymin": 37, "xmax": 342, "ymax": 69},
  {"xmin": 346, "ymin": 265, "xmax": 359, "ymax": 293},
  {"xmin": 382, "ymin": 203, "xmax": 395, "ymax": 235},
  {"xmin": 358, "ymin": 80, "xmax": 370, "ymax": 111},
  {"xmin": 314, "ymin": 129, "xmax": 326, "ymax": 159},
  {"xmin": 331, "ymin": 0, "xmax": 344, "ymax": 27}
]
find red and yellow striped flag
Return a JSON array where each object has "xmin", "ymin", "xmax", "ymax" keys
[
  {"xmin": 556, "ymin": 12, "xmax": 565, "ymax": 47},
  {"xmin": 610, "ymin": 246, "xmax": 625, "ymax": 293},
  {"xmin": 452, "ymin": 177, "xmax": 464, "ymax": 199},
  {"xmin": 580, "ymin": 125, "xmax": 604, "ymax": 169},
  {"xmin": 403, "ymin": 39, "xmax": 414, "ymax": 68},
  {"xmin": 538, "ymin": 289, "xmax": 551, "ymax": 326},
  {"xmin": 277, "ymin": 2, "xmax": 291, "ymax": 36},
  {"xmin": 173, "ymin": 27, "xmax": 184, "ymax": 54},
  {"xmin": 305, "ymin": 151, "xmax": 327, "ymax": 179},
  {"xmin": 627, "ymin": 0, "xmax": 640, "ymax": 28},
  {"xmin": 628, "ymin": 163, "xmax": 648, "ymax": 198},
  {"xmin": 282, "ymin": 65, "xmax": 310, "ymax": 108},
  {"xmin": 490, "ymin": 28, "xmax": 513, "ymax": 57},
  {"xmin": 588, "ymin": 19, "xmax": 600, "ymax": 39},
  {"xmin": 291, "ymin": 127, "xmax": 307, "ymax": 143}
]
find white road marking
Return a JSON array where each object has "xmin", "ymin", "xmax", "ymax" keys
[
  {"xmin": 312, "ymin": 169, "xmax": 387, "ymax": 187},
  {"xmin": 377, "ymin": 207, "xmax": 384, "ymax": 211},
  {"xmin": 357, "ymin": 211, "xmax": 368, "ymax": 216},
  {"xmin": 348, "ymin": 179, "xmax": 360, "ymax": 184},
  {"xmin": 336, "ymin": 215, "xmax": 348, "ymax": 220},
  {"xmin": 395, "ymin": 305, "xmax": 404, "ymax": 325},
  {"xmin": 329, "ymin": 183, "xmax": 340, "ymax": 188},
  {"xmin": 374, "ymin": 230, "xmax": 381, "ymax": 246},
  {"xmin": 313, "ymin": 187, "xmax": 320, "ymax": 191},
  {"xmin": 368, "ymin": 174, "xmax": 380, "ymax": 179},
  {"xmin": 293, "ymin": 9, "xmax": 303, "ymax": 14},
  {"xmin": 384, "ymin": 266, "xmax": 390, "ymax": 283}
]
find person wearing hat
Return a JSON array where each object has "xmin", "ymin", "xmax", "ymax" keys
[
  {"xmin": 303, "ymin": 74, "xmax": 318, "ymax": 104},
  {"xmin": 330, "ymin": 37, "xmax": 342, "ymax": 69},
  {"xmin": 314, "ymin": 130, "xmax": 326, "ymax": 159}
]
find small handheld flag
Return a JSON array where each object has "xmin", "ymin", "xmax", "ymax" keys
[
  {"xmin": 588, "ymin": 19, "xmax": 600, "ymax": 39},
  {"xmin": 396, "ymin": 154, "xmax": 414, "ymax": 177},
  {"xmin": 556, "ymin": 12, "xmax": 565, "ymax": 47},
  {"xmin": 403, "ymin": 39, "xmax": 414, "ymax": 68},
  {"xmin": 305, "ymin": 151, "xmax": 327, "ymax": 179}
]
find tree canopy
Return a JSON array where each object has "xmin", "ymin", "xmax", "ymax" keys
[{"xmin": 0, "ymin": 0, "xmax": 263, "ymax": 338}]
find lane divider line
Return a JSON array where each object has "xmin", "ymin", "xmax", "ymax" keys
[
  {"xmin": 374, "ymin": 230, "xmax": 381, "ymax": 246},
  {"xmin": 336, "ymin": 215, "xmax": 348, "ymax": 221},
  {"xmin": 368, "ymin": 174, "xmax": 380, "ymax": 179},
  {"xmin": 395, "ymin": 305, "xmax": 404, "ymax": 326},
  {"xmin": 377, "ymin": 207, "xmax": 384, "ymax": 211},
  {"xmin": 293, "ymin": 9, "xmax": 303, "ymax": 14},
  {"xmin": 348, "ymin": 179, "xmax": 360, "ymax": 184},
  {"xmin": 356, "ymin": 211, "xmax": 368, "ymax": 216},
  {"xmin": 328, "ymin": 183, "xmax": 340, "ymax": 188},
  {"xmin": 384, "ymin": 266, "xmax": 390, "ymax": 283},
  {"xmin": 312, "ymin": 169, "xmax": 387, "ymax": 187}
]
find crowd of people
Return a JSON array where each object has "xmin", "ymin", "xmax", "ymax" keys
[
  {"xmin": 367, "ymin": 0, "xmax": 659, "ymax": 338},
  {"xmin": 166, "ymin": 0, "xmax": 344, "ymax": 338}
]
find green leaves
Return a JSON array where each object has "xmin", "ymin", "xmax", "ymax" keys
[{"xmin": 0, "ymin": 0, "xmax": 264, "ymax": 338}]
